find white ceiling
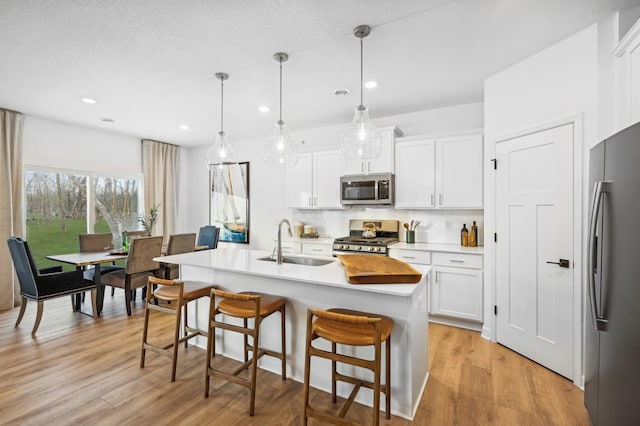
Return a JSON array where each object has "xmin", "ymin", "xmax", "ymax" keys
[{"xmin": 0, "ymin": 0, "xmax": 638, "ymax": 147}]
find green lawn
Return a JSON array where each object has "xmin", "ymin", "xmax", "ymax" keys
[{"xmin": 26, "ymin": 218, "xmax": 114, "ymax": 270}]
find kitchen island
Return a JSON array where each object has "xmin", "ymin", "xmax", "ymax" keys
[{"xmin": 155, "ymin": 247, "xmax": 429, "ymax": 420}]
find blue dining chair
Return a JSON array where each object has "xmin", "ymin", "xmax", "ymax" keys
[{"xmin": 197, "ymin": 226, "xmax": 219, "ymax": 249}]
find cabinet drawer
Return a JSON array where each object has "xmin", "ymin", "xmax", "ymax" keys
[
  {"xmin": 301, "ymin": 243, "xmax": 332, "ymax": 257},
  {"xmin": 432, "ymin": 252, "xmax": 482, "ymax": 269},
  {"xmin": 389, "ymin": 249, "xmax": 431, "ymax": 265}
]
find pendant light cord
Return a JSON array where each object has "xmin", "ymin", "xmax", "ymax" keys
[
  {"xmin": 220, "ymin": 78, "xmax": 224, "ymax": 134},
  {"xmin": 360, "ymin": 36, "xmax": 364, "ymax": 107},
  {"xmin": 279, "ymin": 59, "xmax": 283, "ymax": 122}
]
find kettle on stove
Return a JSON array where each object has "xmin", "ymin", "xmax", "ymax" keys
[{"xmin": 362, "ymin": 222, "xmax": 377, "ymax": 238}]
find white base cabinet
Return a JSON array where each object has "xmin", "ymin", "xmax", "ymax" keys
[
  {"xmin": 389, "ymin": 247, "xmax": 484, "ymax": 327},
  {"xmin": 431, "ymin": 252, "xmax": 483, "ymax": 323}
]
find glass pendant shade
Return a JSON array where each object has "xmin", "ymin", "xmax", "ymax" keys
[
  {"xmin": 263, "ymin": 120, "xmax": 299, "ymax": 166},
  {"xmin": 263, "ymin": 52, "xmax": 298, "ymax": 166},
  {"xmin": 205, "ymin": 72, "xmax": 236, "ymax": 169},
  {"xmin": 205, "ymin": 130, "xmax": 236, "ymax": 168},
  {"xmin": 341, "ymin": 105, "xmax": 382, "ymax": 161}
]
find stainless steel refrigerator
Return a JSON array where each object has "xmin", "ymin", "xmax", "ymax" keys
[{"xmin": 586, "ymin": 121, "xmax": 640, "ymax": 425}]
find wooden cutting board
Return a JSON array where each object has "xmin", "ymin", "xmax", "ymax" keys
[{"xmin": 337, "ymin": 254, "xmax": 423, "ymax": 284}]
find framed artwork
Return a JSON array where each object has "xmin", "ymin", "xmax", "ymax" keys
[{"xmin": 209, "ymin": 161, "xmax": 250, "ymax": 244}]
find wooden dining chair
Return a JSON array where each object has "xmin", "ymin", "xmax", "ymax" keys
[
  {"xmin": 157, "ymin": 233, "xmax": 197, "ymax": 280},
  {"xmin": 100, "ymin": 236, "xmax": 163, "ymax": 316},
  {"xmin": 79, "ymin": 233, "xmax": 124, "ymax": 297}
]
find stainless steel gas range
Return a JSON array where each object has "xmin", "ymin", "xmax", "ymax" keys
[{"xmin": 332, "ymin": 219, "xmax": 399, "ymax": 256}]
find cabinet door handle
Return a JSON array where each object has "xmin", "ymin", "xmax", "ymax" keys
[
  {"xmin": 402, "ymin": 256, "xmax": 416, "ymax": 259},
  {"xmin": 449, "ymin": 259, "xmax": 464, "ymax": 263},
  {"xmin": 430, "ymin": 194, "xmax": 434, "ymax": 206},
  {"xmin": 308, "ymin": 197, "xmax": 312, "ymax": 207},
  {"xmin": 435, "ymin": 270, "xmax": 438, "ymax": 282},
  {"xmin": 439, "ymin": 194, "xmax": 443, "ymax": 205},
  {"xmin": 313, "ymin": 196, "xmax": 318, "ymax": 206},
  {"xmin": 311, "ymin": 248, "xmax": 322, "ymax": 252}
]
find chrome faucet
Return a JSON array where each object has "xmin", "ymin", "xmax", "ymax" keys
[{"xmin": 276, "ymin": 218, "xmax": 292, "ymax": 264}]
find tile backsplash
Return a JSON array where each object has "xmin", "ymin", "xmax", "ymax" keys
[{"xmin": 291, "ymin": 208, "xmax": 484, "ymax": 245}]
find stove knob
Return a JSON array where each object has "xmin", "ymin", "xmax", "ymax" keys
[
  {"xmin": 355, "ymin": 246, "xmax": 362, "ymax": 251},
  {"xmin": 368, "ymin": 246, "xmax": 375, "ymax": 252},
  {"xmin": 375, "ymin": 247, "xmax": 382, "ymax": 252}
]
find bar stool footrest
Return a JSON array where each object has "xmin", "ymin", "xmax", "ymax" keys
[{"xmin": 305, "ymin": 407, "xmax": 360, "ymax": 426}]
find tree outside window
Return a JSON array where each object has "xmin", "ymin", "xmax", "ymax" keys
[{"xmin": 25, "ymin": 170, "xmax": 141, "ymax": 269}]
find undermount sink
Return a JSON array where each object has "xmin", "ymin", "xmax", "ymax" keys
[{"xmin": 257, "ymin": 255, "xmax": 334, "ymax": 266}]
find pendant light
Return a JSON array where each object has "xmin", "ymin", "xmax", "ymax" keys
[
  {"xmin": 341, "ymin": 25, "xmax": 382, "ymax": 165},
  {"xmin": 263, "ymin": 52, "xmax": 299, "ymax": 166},
  {"xmin": 205, "ymin": 72, "xmax": 237, "ymax": 168}
]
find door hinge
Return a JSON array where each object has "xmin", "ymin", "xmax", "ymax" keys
[
  {"xmin": 491, "ymin": 158, "xmax": 497, "ymax": 169},
  {"xmin": 494, "ymin": 233, "xmax": 497, "ymax": 242},
  {"xmin": 494, "ymin": 305, "xmax": 498, "ymax": 315}
]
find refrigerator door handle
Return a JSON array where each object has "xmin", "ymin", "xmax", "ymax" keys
[{"xmin": 588, "ymin": 180, "xmax": 610, "ymax": 330}]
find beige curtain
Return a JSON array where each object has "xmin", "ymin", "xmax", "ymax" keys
[
  {"xmin": 142, "ymin": 139, "xmax": 180, "ymax": 243},
  {"xmin": 0, "ymin": 109, "xmax": 24, "ymax": 310}
]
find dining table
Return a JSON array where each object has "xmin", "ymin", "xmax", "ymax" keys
[
  {"xmin": 46, "ymin": 244, "xmax": 210, "ymax": 316},
  {"xmin": 46, "ymin": 251, "xmax": 128, "ymax": 316}
]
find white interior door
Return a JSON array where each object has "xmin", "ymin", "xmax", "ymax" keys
[{"xmin": 495, "ymin": 123, "xmax": 574, "ymax": 379}]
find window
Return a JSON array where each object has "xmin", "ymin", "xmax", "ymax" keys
[{"xmin": 25, "ymin": 169, "xmax": 142, "ymax": 269}]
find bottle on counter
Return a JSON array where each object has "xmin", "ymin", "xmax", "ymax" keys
[
  {"xmin": 461, "ymin": 224, "xmax": 469, "ymax": 247},
  {"xmin": 470, "ymin": 221, "xmax": 478, "ymax": 247}
]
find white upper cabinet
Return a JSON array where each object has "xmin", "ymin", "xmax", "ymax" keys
[
  {"xmin": 286, "ymin": 153, "xmax": 313, "ymax": 208},
  {"xmin": 313, "ymin": 150, "xmax": 343, "ymax": 208},
  {"xmin": 395, "ymin": 132, "xmax": 483, "ymax": 209},
  {"xmin": 614, "ymin": 18, "xmax": 640, "ymax": 129},
  {"xmin": 435, "ymin": 134, "xmax": 483, "ymax": 208},
  {"xmin": 394, "ymin": 138, "xmax": 436, "ymax": 208},
  {"xmin": 343, "ymin": 126, "xmax": 403, "ymax": 175},
  {"xmin": 287, "ymin": 150, "xmax": 343, "ymax": 209}
]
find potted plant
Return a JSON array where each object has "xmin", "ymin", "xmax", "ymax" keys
[{"xmin": 138, "ymin": 203, "xmax": 160, "ymax": 236}]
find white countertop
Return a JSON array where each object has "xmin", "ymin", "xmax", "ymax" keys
[
  {"xmin": 155, "ymin": 247, "xmax": 427, "ymax": 297},
  {"xmin": 280, "ymin": 237, "xmax": 335, "ymax": 244},
  {"xmin": 390, "ymin": 242, "xmax": 484, "ymax": 254}
]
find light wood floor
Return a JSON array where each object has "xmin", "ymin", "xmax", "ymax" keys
[{"xmin": 0, "ymin": 294, "xmax": 591, "ymax": 425}]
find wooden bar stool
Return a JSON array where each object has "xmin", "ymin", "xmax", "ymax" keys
[
  {"xmin": 302, "ymin": 308, "xmax": 394, "ymax": 426},
  {"xmin": 205, "ymin": 289, "xmax": 286, "ymax": 416},
  {"xmin": 140, "ymin": 276, "xmax": 216, "ymax": 381}
]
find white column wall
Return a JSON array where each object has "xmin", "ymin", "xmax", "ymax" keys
[{"xmin": 483, "ymin": 23, "xmax": 611, "ymax": 387}]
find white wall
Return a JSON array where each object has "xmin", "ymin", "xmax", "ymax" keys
[
  {"xmin": 483, "ymin": 24, "xmax": 604, "ymax": 386},
  {"xmin": 23, "ymin": 116, "xmax": 141, "ymax": 176},
  {"xmin": 22, "ymin": 115, "xmax": 193, "ymax": 233},
  {"xmin": 185, "ymin": 102, "xmax": 484, "ymax": 250}
]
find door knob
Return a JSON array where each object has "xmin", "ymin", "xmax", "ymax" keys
[{"xmin": 546, "ymin": 259, "xmax": 570, "ymax": 268}]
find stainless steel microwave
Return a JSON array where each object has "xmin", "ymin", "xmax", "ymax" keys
[{"xmin": 340, "ymin": 173, "xmax": 394, "ymax": 206}]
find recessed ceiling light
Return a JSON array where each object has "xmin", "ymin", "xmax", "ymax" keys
[
  {"xmin": 258, "ymin": 105, "xmax": 270, "ymax": 113},
  {"xmin": 101, "ymin": 117, "xmax": 115, "ymax": 123},
  {"xmin": 81, "ymin": 97, "xmax": 97, "ymax": 104},
  {"xmin": 364, "ymin": 81, "xmax": 378, "ymax": 89},
  {"xmin": 179, "ymin": 124, "xmax": 190, "ymax": 130},
  {"xmin": 333, "ymin": 89, "xmax": 350, "ymax": 96}
]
